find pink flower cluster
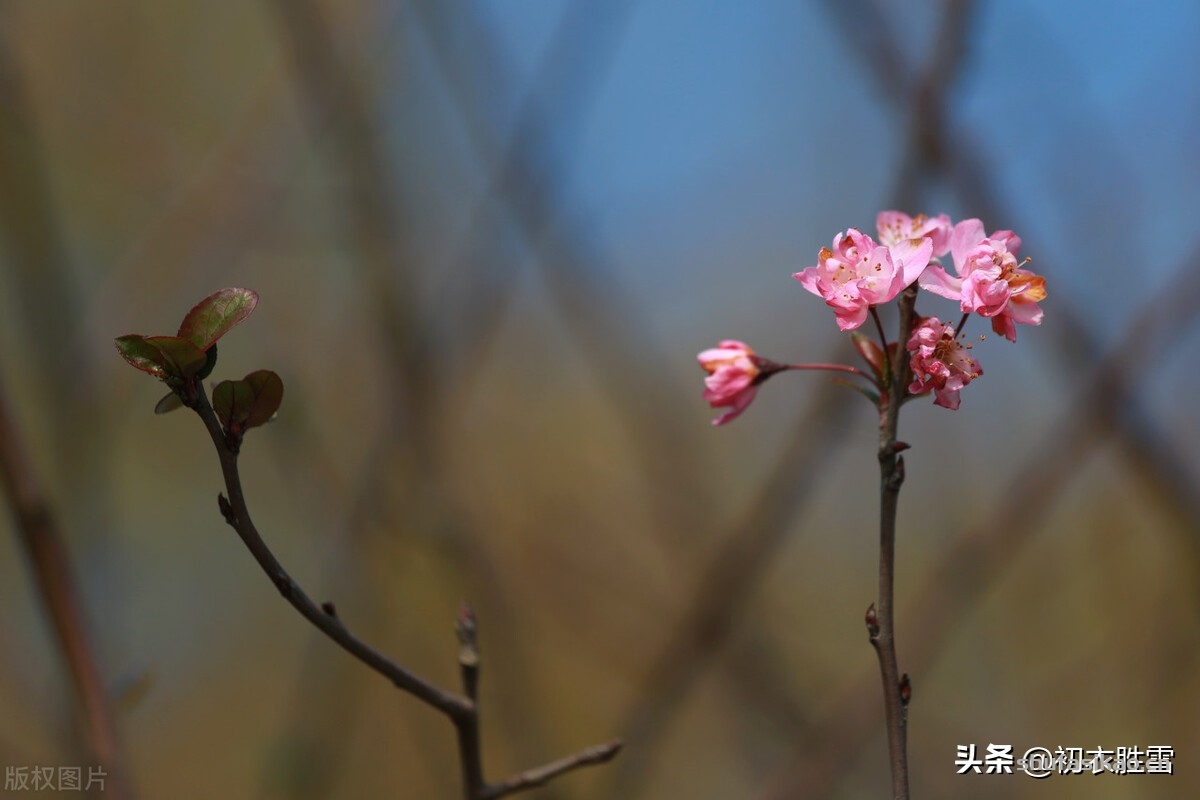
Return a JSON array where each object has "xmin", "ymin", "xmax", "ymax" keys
[
  {"xmin": 906, "ymin": 317, "xmax": 982, "ymax": 410},
  {"xmin": 794, "ymin": 211, "xmax": 1046, "ymax": 409},
  {"xmin": 794, "ymin": 212, "xmax": 1045, "ymax": 342},
  {"xmin": 919, "ymin": 219, "xmax": 1046, "ymax": 342},
  {"xmin": 792, "ymin": 213, "xmax": 942, "ymax": 332},
  {"xmin": 699, "ymin": 211, "xmax": 1046, "ymax": 421}
]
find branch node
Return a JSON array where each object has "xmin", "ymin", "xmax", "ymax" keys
[
  {"xmin": 456, "ymin": 601, "xmax": 480, "ymax": 704},
  {"xmin": 321, "ymin": 601, "xmax": 338, "ymax": 618},
  {"xmin": 865, "ymin": 602, "xmax": 880, "ymax": 640},
  {"xmin": 272, "ymin": 573, "xmax": 294, "ymax": 600},
  {"xmin": 217, "ymin": 493, "xmax": 234, "ymax": 525},
  {"xmin": 456, "ymin": 601, "xmax": 479, "ymax": 667},
  {"xmin": 899, "ymin": 672, "xmax": 912, "ymax": 706},
  {"xmin": 886, "ymin": 455, "xmax": 906, "ymax": 490}
]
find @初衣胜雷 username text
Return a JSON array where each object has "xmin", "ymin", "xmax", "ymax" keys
[{"xmin": 956, "ymin": 744, "xmax": 1174, "ymax": 778}]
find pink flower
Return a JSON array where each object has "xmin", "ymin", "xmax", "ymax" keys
[
  {"xmin": 907, "ymin": 317, "xmax": 983, "ymax": 410},
  {"xmin": 794, "ymin": 228, "xmax": 933, "ymax": 331},
  {"xmin": 876, "ymin": 211, "xmax": 952, "ymax": 258},
  {"xmin": 698, "ymin": 340, "xmax": 763, "ymax": 425},
  {"xmin": 919, "ymin": 219, "xmax": 1047, "ymax": 342}
]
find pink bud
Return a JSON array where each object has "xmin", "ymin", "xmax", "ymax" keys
[{"xmin": 697, "ymin": 340, "xmax": 763, "ymax": 425}]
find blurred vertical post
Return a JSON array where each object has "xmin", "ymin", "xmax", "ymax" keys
[
  {"xmin": 0, "ymin": 375, "xmax": 132, "ymax": 800},
  {"xmin": 0, "ymin": 20, "xmax": 131, "ymax": 800}
]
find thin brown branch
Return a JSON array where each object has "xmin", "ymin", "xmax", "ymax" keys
[
  {"xmin": 870, "ymin": 284, "xmax": 917, "ymax": 800},
  {"xmin": 484, "ymin": 741, "xmax": 624, "ymax": 800},
  {"xmin": 456, "ymin": 603, "xmax": 485, "ymax": 799},
  {"xmin": 459, "ymin": 605, "xmax": 619, "ymax": 800},
  {"xmin": 190, "ymin": 383, "xmax": 471, "ymax": 717},
  {"xmin": 182, "ymin": 380, "xmax": 618, "ymax": 798},
  {"xmin": 0, "ymin": 374, "xmax": 133, "ymax": 800}
]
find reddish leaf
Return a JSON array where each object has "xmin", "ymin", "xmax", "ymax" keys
[
  {"xmin": 212, "ymin": 370, "xmax": 283, "ymax": 432},
  {"xmin": 177, "ymin": 288, "xmax": 259, "ymax": 350},
  {"xmin": 241, "ymin": 370, "xmax": 283, "ymax": 428},
  {"xmin": 849, "ymin": 331, "xmax": 887, "ymax": 381},
  {"xmin": 211, "ymin": 379, "xmax": 255, "ymax": 431}
]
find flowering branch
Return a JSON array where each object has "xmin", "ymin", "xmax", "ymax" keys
[{"xmin": 698, "ymin": 211, "xmax": 1046, "ymax": 796}]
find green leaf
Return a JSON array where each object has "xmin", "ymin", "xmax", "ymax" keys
[
  {"xmin": 115, "ymin": 334, "xmax": 170, "ymax": 378},
  {"xmin": 115, "ymin": 334, "xmax": 207, "ymax": 380},
  {"xmin": 177, "ymin": 288, "xmax": 259, "ymax": 350},
  {"xmin": 241, "ymin": 370, "xmax": 283, "ymax": 428},
  {"xmin": 144, "ymin": 336, "xmax": 208, "ymax": 378}
]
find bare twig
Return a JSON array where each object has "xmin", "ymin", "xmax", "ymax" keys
[
  {"xmin": 195, "ymin": 390, "xmax": 470, "ymax": 717},
  {"xmin": 484, "ymin": 741, "xmax": 623, "ymax": 800},
  {"xmin": 456, "ymin": 603, "xmax": 485, "ymax": 798},
  {"xmin": 0, "ymin": 374, "xmax": 133, "ymax": 800},
  {"xmin": 182, "ymin": 381, "xmax": 618, "ymax": 798}
]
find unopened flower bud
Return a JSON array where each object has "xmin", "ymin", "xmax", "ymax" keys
[{"xmin": 865, "ymin": 603, "xmax": 880, "ymax": 638}]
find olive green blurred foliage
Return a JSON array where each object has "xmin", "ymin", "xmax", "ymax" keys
[{"xmin": 0, "ymin": 2, "xmax": 1197, "ymax": 800}]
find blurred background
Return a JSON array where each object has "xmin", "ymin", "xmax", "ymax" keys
[{"xmin": 1, "ymin": 1, "xmax": 1198, "ymax": 798}]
